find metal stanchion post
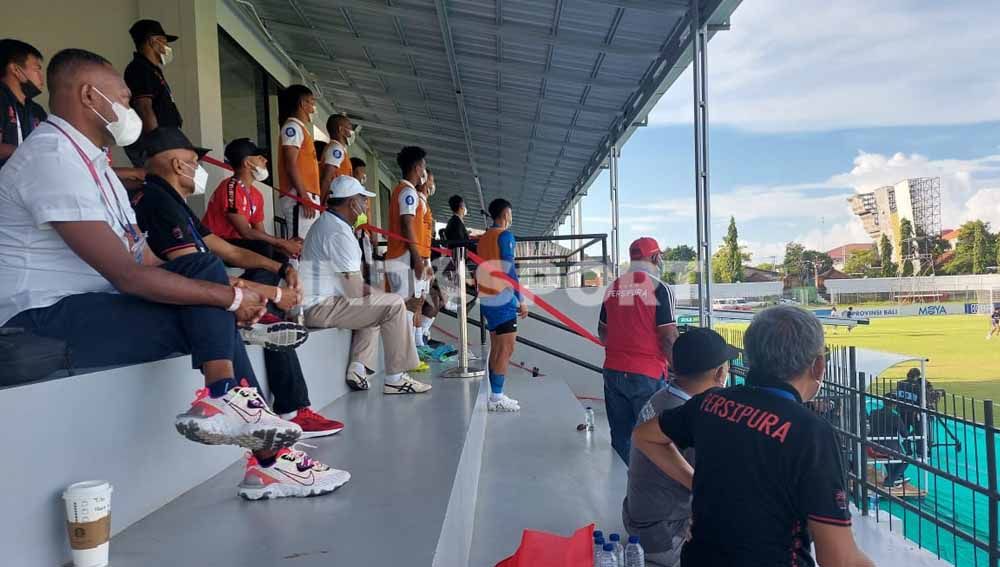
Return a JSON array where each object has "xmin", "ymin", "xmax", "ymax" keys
[{"xmin": 442, "ymin": 246, "xmax": 485, "ymax": 378}]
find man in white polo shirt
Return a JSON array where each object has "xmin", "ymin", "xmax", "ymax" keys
[{"xmin": 301, "ymin": 176, "xmax": 431, "ymax": 395}]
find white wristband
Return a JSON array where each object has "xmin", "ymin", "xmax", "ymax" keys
[
  {"xmin": 273, "ymin": 287, "xmax": 282, "ymax": 304},
  {"xmin": 228, "ymin": 287, "xmax": 243, "ymax": 312}
]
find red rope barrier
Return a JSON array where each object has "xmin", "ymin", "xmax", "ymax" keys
[{"xmin": 240, "ymin": 173, "xmax": 606, "ymax": 347}]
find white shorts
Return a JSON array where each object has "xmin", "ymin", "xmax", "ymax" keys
[
  {"xmin": 386, "ymin": 251, "xmax": 429, "ymax": 299},
  {"xmin": 280, "ymin": 193, "xmax": 320, "ymax": 239}
]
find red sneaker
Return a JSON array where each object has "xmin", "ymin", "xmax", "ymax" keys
[
  {"xmin": 290, "ymin": 408, "xmax": 345, "ymax": 438},
  {"xmin": 258, "ymin": 312, "xmax": 283, "ymax": 325}
]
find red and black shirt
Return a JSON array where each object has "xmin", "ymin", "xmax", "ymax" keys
[
  {"xmin": 599, "ymin": 269, "xmax": 675, "ymax": 378},
  {"xmin": 658, "ymin": 376, "xmax": 851, "ymax": 567},
  {"xmin": 0, "ymin": 82, "xmax": 46, "ymax": 168}
]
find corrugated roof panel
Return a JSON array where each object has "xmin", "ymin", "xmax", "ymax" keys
[{"xmin": 247, "ymin": 0, "xmax": 740, "ymax": 234}]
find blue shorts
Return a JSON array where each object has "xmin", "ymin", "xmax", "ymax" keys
[{"xmin": 481, "ymin": 300, "xmax": 518, "ymax": 333}]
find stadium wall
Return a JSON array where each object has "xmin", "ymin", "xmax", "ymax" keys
[{"xmin": 825, "ymin": 275, "xmax": 1000, "ymax": 295}]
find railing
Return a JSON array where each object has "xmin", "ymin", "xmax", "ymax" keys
[
  {"xmin": 513, "ymin": 233, "xmax": 611, "ymax": 289},
  {"xmin": 372, "ymin": 232, "xmax": 610, "ymax": 290},
  {"xmin": 720, "ymin": 327, "xmax": 1000, "ymax": 567}
]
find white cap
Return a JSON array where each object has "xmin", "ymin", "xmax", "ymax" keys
[{"xmin": 330, "ymin": 175, "xmax": 375, "ymax": 199}]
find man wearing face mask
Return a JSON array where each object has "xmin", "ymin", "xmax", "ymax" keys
[
  {"xmin": 277, "ymin": 84, "xmax": 321, "ymax": 238},
  {"xmin": 301, "ymin": 175, "xmax": 431, "ymax": 394},
  {"xmin": 319, "ymin": 113, "xmax": 353, "ymax": 204},
  {"xmin": 385, "ymin": 146, "xmax": 433, "ymax": 371},
  {"xmin": 0, "ymin": 49, "xmax": 337, "ymax": 495},
  {"xmin": 0, "ymin": 39, "xmax": 47, "ymax": 168},
  {"xmin": 202, "ymin": 138, "xmax": 303, "ymax": 261},
  {"xmin": 633, "ymin": 305, "xmax": 874, "ymax": 567},
  {"xmin": 133, "ymin": 128, "xmax": 346, "ymax": 441},
  {"xmin": 123, "ymin": 19, "xmax": 182, "ymax": 166},
  {"xmin": 131, "ymin": 128, "xmax": 307, "ymax": 347},
  {"xmin": 599, "ymin": 237, "xmax": 677, "ymax": 463}
]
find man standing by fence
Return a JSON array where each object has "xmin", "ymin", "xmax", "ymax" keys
[
  {"xmin": 599, "ymin": 237, "xmax": 677, "ymax": 463},
  {"xmin": 633, "ymin": 306, "xmax": 874, "ymax": 567}
]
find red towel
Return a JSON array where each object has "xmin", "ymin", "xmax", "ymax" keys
[{"xmin": 495, "ymin": 524, "xmax": 595, "ymax": 567}]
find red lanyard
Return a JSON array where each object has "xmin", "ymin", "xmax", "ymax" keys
[{"xmin": 46, "ymin": 121, "xmax": 138, "ymax": 242}]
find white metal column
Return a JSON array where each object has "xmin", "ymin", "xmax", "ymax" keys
[
  {"xmin": 609, "ymin": 144, "xmax": 622, "ymax": 279},
  {"xmin": 692, "ymin": 0, "xmax": 713, "ymax": 328}
]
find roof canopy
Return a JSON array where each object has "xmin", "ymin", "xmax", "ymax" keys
[{"xmin": 247, "ymin": 0, "xmax": 741, "ymax": 234}]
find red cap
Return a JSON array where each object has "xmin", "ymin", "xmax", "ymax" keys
[{"xmin": 629, "ymin": 237, "xmax": 660, "ymax": 260}]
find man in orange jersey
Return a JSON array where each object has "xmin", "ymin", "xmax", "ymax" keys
[
  {"xmin": 319, "ymin": 113, "xmax": 353, "ymax": 205},
  {"xmin": 384, "ymin": 146, "xmax": 433, "ymax": 372},
  {"xmin": 277, "ymin": 85, "xmax": 320, "ymax": 238},
  {"xmin": 477, "ymin": 198, "xmax": 529, "ymax": 412}
]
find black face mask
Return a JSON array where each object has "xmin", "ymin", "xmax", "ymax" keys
[{"xmin": 17, "ymin": 68, "xmax": 41, "ymax": 99}]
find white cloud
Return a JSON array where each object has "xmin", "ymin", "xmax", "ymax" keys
[{"xmin": 649, "ymin": 0, "xmax": 1000, "ymax": 132}]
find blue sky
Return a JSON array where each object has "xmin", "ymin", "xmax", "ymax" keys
[{"xmin": 563, "ymin": 0, "xmax": 1000, "ymax": 263}]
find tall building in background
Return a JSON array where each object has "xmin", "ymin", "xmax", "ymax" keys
[{"xmin": 849, "ymin": 177, "xmax": 942, "ymax": 271}]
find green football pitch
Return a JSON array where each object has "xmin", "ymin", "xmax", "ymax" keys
[
  {"xmin": 722, "ymin": 313, "xmax": 1000, "ymax": 401},
  {"xmin": 821, "ymin": 314, "xmax": 1000, "ymax": 402}
]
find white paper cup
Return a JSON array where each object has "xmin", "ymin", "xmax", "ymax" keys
[{"xmin": 62, "ymin": 481, "xmax": 113, "ymax": 567}]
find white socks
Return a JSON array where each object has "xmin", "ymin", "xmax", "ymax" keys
[
  {"xmin": 420, "ymin": 316, "xmax": 435, "ymax": 341},
  {"xmin": 279, "ymin": 410, "xmax": 298, "ymax": 420},
  {"xmin": 415, "ymin": 327, "xmax": 426, "ymax": 347},
  {"xmin": 385, "ymin": 372, "xmax": 404, "ymax": 385},
  {"xmin": 349, "ymin": 361, "xmax": 366, "ymax": 376}
]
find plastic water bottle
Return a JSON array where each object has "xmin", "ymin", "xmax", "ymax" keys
[
  {"xmin": 867, "ymin": 490, "xmax": 879, "ymax": 514},
  {"xmin": 593, "ymin": 536, "xmax": 605, "ymax": 566},
  {"xmin": 585, "ymin": 407, "xmax": 595, "ymax": 431},
  {"xmin": 598, "ymin": 543, "xmax": 617, "ymax": 567},
  {"xmin": 624, "ymin": 535, "xmax": 644, "ymax": 567},
  {"xmin": 609, "ymin": 533, "xmax": 624, "ymax": 566}
]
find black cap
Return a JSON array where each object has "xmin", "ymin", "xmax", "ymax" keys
[
  {"xmin": 129, "ymin": 19, "xmax": 179, "ymax": 44},
  {"xmin": 144, "ymin": 127, "xmax": 210, "ymax": 160},
  {"xmin": 224, "ymin": 138, "xmax": 266, "ymax": 167},
  {"xmin": 672, "ymin": 327, "xmax": 740, "ymax": 376}
]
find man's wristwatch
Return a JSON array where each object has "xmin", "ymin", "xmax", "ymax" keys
[{"xmin": 278, "ymin": 261, "xmax": 291, "ymax": 280}]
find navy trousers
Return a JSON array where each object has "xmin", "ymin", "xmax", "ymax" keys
[{"xmin": 6, "ymin": 254, "xmax": 258, "ymax": 387}]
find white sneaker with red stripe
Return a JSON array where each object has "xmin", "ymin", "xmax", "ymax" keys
[
  {"xmin": 238, "ymin": 447, "xmax": 351, "ymax": 500},
  {"xmin": 174, "ymin": 384, "xmax": 302, "ymax": 452}
]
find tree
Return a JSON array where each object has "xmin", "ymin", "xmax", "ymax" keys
[
  {"xmin": 946, "ymin": 220, "xmax": 994, "ymax": 275},
  {"xmin": 844, "ymin": 248, "xmax": 880, "ymax": 277},
  {"xmin": 899, "ymin": 218, "xmax": 914, "ymax": 259},
  {"xmin": 901, "ymin": 259, "xmax": 914, "ymax": 277},
  {"xmin": 662, "ymin": 245, "xmax": 697, "ymax": 262},
  {"xmin": 879, "ymin": 234, "xmax": 897, "ymax": 277},
  {"xmin": 783, "ymin": 242, "xmax": 806, "ymax": 276},
  {"xmin": 723, "ymin": 217, "xmax": 744, "ymax": 283}
]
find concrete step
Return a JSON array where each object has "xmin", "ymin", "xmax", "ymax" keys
[
  {"xmin": 471, "ymin": 374, "xmax": 627, "ymax": 565},
  {"xmin": 106, "ymin": 364, "xmax": 487, "ymax": 567},
  {"xmin": 1, "ymin": 328, "xmax": 353, "ymax": 567}
]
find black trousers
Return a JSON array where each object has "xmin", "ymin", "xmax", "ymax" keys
[{"xmin": 226, "ymin": 239, "xmax": 310, "ymax": 414}]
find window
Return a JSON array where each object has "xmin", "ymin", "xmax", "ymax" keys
[{"xmin": 218, "ymin": 29, "xmax": 276, "ymax": 173}]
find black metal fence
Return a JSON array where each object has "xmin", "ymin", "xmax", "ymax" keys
[{"xmin": 720, "ymin": 328, "xmax": 1000, "ymax": 567}]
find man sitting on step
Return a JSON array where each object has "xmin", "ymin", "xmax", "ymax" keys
[
  {"xmin": 131, "ymin": 127, "xmax": 346, "ymax": 441},
  {"xmin": 301, "ymin": 175, "xmax": 431, "ymax": 395}
]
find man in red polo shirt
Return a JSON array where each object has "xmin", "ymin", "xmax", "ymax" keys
[
  {"xmin": 202, "ymin": 138, "xmax": 302, "ymax": 262},
  {"xmin": 599, "ymin": 237, "xmax": 678, "ymax": 463}
]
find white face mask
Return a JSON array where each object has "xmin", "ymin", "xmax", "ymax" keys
[
  {"xmin": 428, "ymin": 183, "xmax": 436, "ymax": 196},
  {"xmin": 419, "ymin": 170, "xmax": 428, "ymax": 185},
  {"xmin": 346, "ymin": 130, "xmax": 356, "ymax": 146},
  {"xmin": 88, "ymin": 86, "xmax": 143, "ymax": 147},
  {"xmin": 182, "ymin": 161, "xmax": 208, "ymax": 195},
  {"xmin": 160, "ymin": 44, "xmax": 174, "ymax": 66},
  {"xmin": 252, "ymin": 165, "xmax": 269, "ymax": 182}
]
